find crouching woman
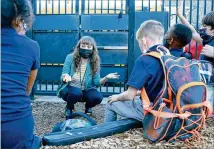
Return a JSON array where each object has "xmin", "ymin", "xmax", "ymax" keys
[{"xmin": 57, "ymin": 36, "xmax": 119, "ymax": 119}]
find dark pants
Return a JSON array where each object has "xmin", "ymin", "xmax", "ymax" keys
[
  {"xmin": 1, "ymin": 114, "xmax": 41, "ymax": 149},
  {"xmin": 61, "ymin": 86, "xmax": 103, "ymax": 110}
]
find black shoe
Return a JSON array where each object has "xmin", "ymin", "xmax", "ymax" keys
[
  {"xmin": 65, "ymin": 108, "xmax": 72, "ymax": 120},
  {"xmin": 85, "ymin": 108, "xmax": 92, "ymax": 115}
]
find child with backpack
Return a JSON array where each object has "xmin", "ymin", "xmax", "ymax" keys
[
  {"xmin": 104, "ymin": 20, "xmax": 165, "ymax": 122},
  {"xmin": 104, "ymin": 20, "xmax": 212, "ymax": 145}
]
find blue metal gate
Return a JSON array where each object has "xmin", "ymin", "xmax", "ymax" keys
[
  {"xmin": 31, "ymin": 0, "xmax": 213, "ymax": 97},
  {"xmin": 32, "ymin": 0, "xmax": 130, "ymax": 97}
]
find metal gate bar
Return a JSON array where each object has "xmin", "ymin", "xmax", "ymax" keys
[{"xmin": 31, "ymin": 0, "xmax": 213, "ymax": 98}]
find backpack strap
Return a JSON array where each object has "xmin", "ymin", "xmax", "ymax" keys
[
  {"xmin": 176, "ymin": 82, "xmax": 213, "ymax": 117},
  {"xmin": 141, "ymin": 88, "xmax": 192, "ymax": 118},
  {"xmin": 71, "ymin": 111, "xmax": 97, "ymax": 125},
  {"xmin": 141, "ymin": 51, "xmax": 169, "ymax": 113},
  {"xmin": 143, "ymin": 51, "xmax": 161, "ymax": 59},
  {"xmin": 140, "ymin": 88, "xmax": 151, "ymax": 113}
]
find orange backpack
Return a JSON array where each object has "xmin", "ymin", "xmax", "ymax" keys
[{"xmin": 141, "ymin": 46, "xmax": 213, "ymax": 145}]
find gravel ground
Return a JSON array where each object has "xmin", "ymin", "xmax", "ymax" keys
[{"xmin": 32, "ymin": 101, "xmax": 214, "ymax": 149}]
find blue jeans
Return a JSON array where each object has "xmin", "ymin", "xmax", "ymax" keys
[
  {"xmin": 1, "ymin": 114, "xmax": 41, "ymax": 149},
  {"xmin": 61, "ymin": 86, "xmax": 103, "ymax": 110},
  {"xmin": 104, "ymin": 97, "xmax": 144, "ymax": 123}
]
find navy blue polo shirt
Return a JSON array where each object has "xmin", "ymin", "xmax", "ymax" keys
[
  {"xmin": 1, "ymin": 28, "xmax": 40, "ymax": 122},
  {"xmin": 170, "ymin": 48, "xmax": 184, "ymax": 57},
  {"xmin": 127, "ymin": 45, "xmax": 164, "ymax": 102}
]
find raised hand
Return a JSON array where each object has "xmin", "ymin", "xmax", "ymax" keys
[
  {"xmin": 176, "ymin": 0, "xmax": 183, "ymax": 16},
  {"xmin": 105, "ymin": 72, "xmax": 120, "ymax": 79}
]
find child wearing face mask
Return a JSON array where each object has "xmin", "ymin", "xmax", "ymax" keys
[
  {"xmin": 177, "ymin": 8, "xmax": 214, "ymax": 84},
  {"xmin": 57, "ymin": 36, "xmax": 120, "ymax": 119},
  {"xmin": 1, "ymin": 0, "xmax": 41, "ymax": 148},
  {"xmin": 176, "ymin": 9, "xmax": 214, "ymax": 63}
]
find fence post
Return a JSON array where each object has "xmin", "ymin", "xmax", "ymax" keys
[
  {"xmin": 29, "ymin": 0, "xmax": 36, "ymax": 100},
  {"xmin": 76, "ymin": 0, "xmax": 79, "ymax": 14},
  {"xmin": 128, "ymin": 0, "xmax": 135, "ymax": 77},
  {"xmin": 81, "ymin": 0, "xmax": 85, "ymax": 14},
  {"xmin": 212, "ymin": 0, "xmax": 214, "ymax": 11}
]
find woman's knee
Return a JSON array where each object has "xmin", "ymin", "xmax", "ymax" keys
[
  {"xmin": 84, "ymin": 89, "xmax": 103, "ymax": 104},
  {"xmin": 64, "ymin": 87, "xmax": 83, "ymax": 109},
  {"xmin": 67, "ymin": 86, "xmax": 83, "ymax": 100}
]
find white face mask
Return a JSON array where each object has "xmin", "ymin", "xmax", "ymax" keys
[
  {"xmin": 142, "ymin": 49, "xmax": 148, "ymax": 54},
  {"xmin": 18, "ymin": 30, "xmax": 26, "ymax": 35},
  {"xmin": 17, "ymin": 22, "xmax": 27, "ymax": 35}
]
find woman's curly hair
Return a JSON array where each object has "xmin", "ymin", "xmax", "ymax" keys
[{"xmin": 73, "ymin": 36, "xmax": 100, "ymax": 76}]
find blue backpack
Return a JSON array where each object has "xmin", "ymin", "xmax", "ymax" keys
[
  {"xmin": 141, "ymin": 46, "xmax": 213, "ymax": 144},
  {"xmin": 52, "ymin": 112, "xmax": 96, "ymax": 132}
]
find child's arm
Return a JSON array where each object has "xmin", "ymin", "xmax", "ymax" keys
[{"xmin": 176, "ymin": 7, "xmax": 203, "ymax": 45}]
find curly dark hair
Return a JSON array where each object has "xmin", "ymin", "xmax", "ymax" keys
[
  {"xmin": 72, "ymin": 36, "xmax": 100, "ymax": 76},
  {"xmin": 168, "ymin": 24, "xmax": 192, "ymax": 48},
  {"xmin": 1, "ymin": 0, "xmax": 34, "ymax": 30}
]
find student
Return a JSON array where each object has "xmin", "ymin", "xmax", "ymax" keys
[
  {"xmin": 1, "ymin": 0, "xmax": 41, "ymax": 148},
  {"xmin": 57, "ymin": 36, "xmax": 119, "ymax": 119},
  {"xmin": 104, "ymin": 20, "xmax": 165, "ymax": 122},
  {"xmin": 177, "ymin": 9, "xmax": 214, "ymax": 62},
  {"xmin": 164, "ymin": 24, "xmax": 193, "ymax": 58}
]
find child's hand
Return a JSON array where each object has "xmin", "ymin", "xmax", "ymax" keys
[
  {"xmin": 201, "ymin": 45, "xmax": 214, "ymax": 58},
  {"xmin": 106, "ymin": 72, "xmax": 120, "ymax": 80},
  {"xmin": 176, "ymin": 0, "xmax": 183, "ymax": 16},
  {"xmin": 108, "ymin": 95, "xmax": 119, "ymax": 104}
]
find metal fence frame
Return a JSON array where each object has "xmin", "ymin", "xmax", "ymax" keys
[{"xmin": 30, "ymin": 0, "xmax": 214, "ymax": 98}]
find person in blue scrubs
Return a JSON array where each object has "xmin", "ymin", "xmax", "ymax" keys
[
  {"xmin": 1, "ymin": 0, "xmax": 41, "ymax": 148},
  {"xmin": 164, "ymin": 24, "xmax": 193, "ymax": 58}
]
